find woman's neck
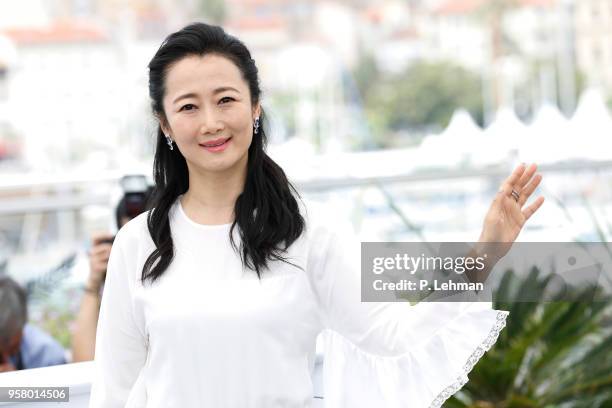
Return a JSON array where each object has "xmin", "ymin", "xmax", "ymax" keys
[{"xmin": 181, "ymin": 162, "xmax": 247, "ymax": 225}]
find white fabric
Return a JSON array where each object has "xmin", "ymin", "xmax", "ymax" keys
[{"xmin": 89, "ymin": 197, "xmax": 509, "ymax": 408}]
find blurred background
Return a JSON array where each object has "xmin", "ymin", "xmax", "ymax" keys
[{"xmin": 0, "ymin": 0, "xmax": 611, "ymax": 404}]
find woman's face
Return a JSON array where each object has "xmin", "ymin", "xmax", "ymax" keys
[{"xmin": 161, "ymin": 53, "xmax": 260, "ymax": 175}]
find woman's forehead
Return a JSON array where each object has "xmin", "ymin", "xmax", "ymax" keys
[{"xmin": 165, "ymin": 54, "xmax": 247, "ymax": 97}]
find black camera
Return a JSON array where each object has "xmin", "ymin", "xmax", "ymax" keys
[{"xmin": 120, "ymin": 175, "xmax": 151, "ymax": 219}]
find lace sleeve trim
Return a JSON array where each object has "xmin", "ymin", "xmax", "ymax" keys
[{"xmin": 429, "ymin": 310, "xmax": 509, "ymax": 408}]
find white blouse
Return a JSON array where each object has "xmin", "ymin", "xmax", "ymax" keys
[{"xmin": 89, "ymin": 197, "xmax": 509, "ymax": 408}]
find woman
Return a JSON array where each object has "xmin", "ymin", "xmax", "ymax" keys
[{"xmin": 89, "ymin": 23, "xmax": 544, "ymax": 408}]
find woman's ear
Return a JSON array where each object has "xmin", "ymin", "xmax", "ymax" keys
[
  {"xmin": 252, "ymin": 103, "xmax": 261, "ymax": 120},
  {"xmin": 156, "ymin": 114, "xmax": 171, "ymax": 136}
]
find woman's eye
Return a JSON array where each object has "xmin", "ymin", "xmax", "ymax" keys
[
  {"xmin": 180, "ymin": 104, "xmax": 196, "ymax": 111},
  {"xmin": 219, "ymin": 97, "xmax": 235, "ymax": 104}
]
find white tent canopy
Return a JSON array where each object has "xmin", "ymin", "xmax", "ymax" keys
[
  {"xmin": 521, "ymin": 104, "xmax": 572, "ymax": 164},
  {"xmin": 484, "ymin": 106, "xmax": 527, "ymax": 154},
  {"xmin": 472, "ymin": 107, "xmax": 527, "ymax": 165},
  {"xmin": 417, "ymin": 109, "xmax": 484, "ymax": 168},
  {"xmin": 568, "ymin": 88, "xmax": 612, "ymax": 161},
  {"xmin": 413, "ymin": 89, "xmax": 612, "ymax": 170}
]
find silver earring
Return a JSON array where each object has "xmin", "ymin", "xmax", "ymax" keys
[
  {"xmin": 253, "ymin": 117, "xmax": 260, "ymax": 135},
  {"xmin": 164, "ymin": 134, "xmax": 174, "ymax": 150}
]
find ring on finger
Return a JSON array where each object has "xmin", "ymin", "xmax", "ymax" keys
[{"xmin": 511, "ymin": 189, "xmax": 520, "ymax": 202}]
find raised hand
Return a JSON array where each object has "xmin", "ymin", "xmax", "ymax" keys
[{"xmin": 478, "ymin": 163, "xmax": 545, "ymax": 259}]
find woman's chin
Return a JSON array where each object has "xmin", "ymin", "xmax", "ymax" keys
[{"xmin": 188, "ymin": 155, "xmax": 246, "ymax": 174}]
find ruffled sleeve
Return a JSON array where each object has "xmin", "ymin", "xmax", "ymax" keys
[
  {"xmin": 320, "ymin": 303, "xmax": 508, "ymax": 408},
  {"xmin": 303, "ymin": 202, "xmax": 509, "ymax": 408}
]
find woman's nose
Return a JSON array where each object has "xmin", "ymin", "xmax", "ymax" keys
[{"xmin": 198, "ymin": 107, "xmax": 224, "ymax": 135}]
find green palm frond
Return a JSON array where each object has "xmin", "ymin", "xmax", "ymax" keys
[{"xmin": 447, "ymin": 268, "xmax": 612, "ymax": 407}]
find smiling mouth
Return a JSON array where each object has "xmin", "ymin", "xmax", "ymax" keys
[
  {"xmin": 202, "ymin": 138, "xmax": 229, "ymax": 147},
  {"xmin": 199, "ymin": 137, "xmax": 232, "ymax": 151}
]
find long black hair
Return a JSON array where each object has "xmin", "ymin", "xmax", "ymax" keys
[{"xmin": 143, "ymin": 22, "xmax": 305, "ymax": 284}]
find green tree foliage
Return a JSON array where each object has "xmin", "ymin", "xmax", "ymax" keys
[
  {"xmin": 445, "ymin": 268, "xmax": 612, "ymax": 407},
  {"xmin": 198, "ymin": 0, "xmax": 226, "ymax": 24},
  {"xmin": 355, "ymin": 59, "xmax": 483, "ymax": 143}
]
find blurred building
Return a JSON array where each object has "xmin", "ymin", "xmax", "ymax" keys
[
  {"xmin": 0, "ymin": 0, "xmax": 169, "ymax": 171},
  {"xmin": 1, "ymin": 21, "xmax": 138, "ymax": 169},
  {"xmin": 0, "ymin": 35, "xmax": 19, "ymax": 162},
  {"xmin": 574, "ymin": 0, "xmax": 612, "ymax": 93},
  {"xmin": 358, "ymin": 1, "xmax": 420, "ymax": 73},
  {"xmin": 427, "ymin": 0, "xmax": 569, "ymax": 108}
]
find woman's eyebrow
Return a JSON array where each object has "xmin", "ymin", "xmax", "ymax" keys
[
  {"xmin": 213, "ymin": 86, "xmax": 240, "ymax": 95},
  {"xmin": 173, "ymin": 87, "xmax": 240, "ymax": 104},
  {"xmin": 173, "ymin": 92, "xmax": 198, "ymax": 104}
]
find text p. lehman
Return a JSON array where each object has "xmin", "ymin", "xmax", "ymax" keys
[{"xmin": 373, "ymin": 279, "xmax": 484, "ymax": 292}]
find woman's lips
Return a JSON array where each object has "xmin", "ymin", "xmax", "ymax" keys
[{"xmin": 200, "ymin": 137, "xmax": 231, "ymax": 152}]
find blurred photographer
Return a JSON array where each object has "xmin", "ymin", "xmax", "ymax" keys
[
  {"xmin": 71, "ymin": 175, "xmax": 151, "ymax": 362},
  {"xmin": 0, "ymin": 276, "xmax": 66, "ymax": 372}
]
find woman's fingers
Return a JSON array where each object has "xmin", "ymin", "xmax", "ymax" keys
[
  {"xmin": 499, "ymin": 163, "xmax": 527, "ymax": 196},
  {"xmin": 517, "ymin": 163, "xmax": 538, "ymax": 189},
  {"xmin": 92, "ymin": 233, "xmax": 115, "ymax": 246},
  {"xmin": 90, "ymin": 243, "xmax": 112, "ymax": 257},
  {"xmin": 522, "ymin": 196, "xmax": 545, "ymax": 220},
  {"xmin": 518, "ymin": 173, "xmax": 542, "ymax": 206}
]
